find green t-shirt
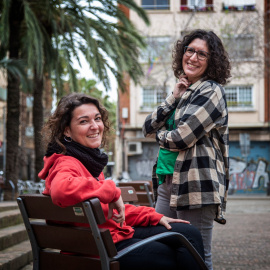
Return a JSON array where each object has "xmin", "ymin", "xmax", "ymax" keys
[{"xmin": 156, "ymin": 110, "xmax": 178, "ymax": 184}]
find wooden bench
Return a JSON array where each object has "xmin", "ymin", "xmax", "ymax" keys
[
  {"xmin": 118, "ymin": 186, "xmax": 138, "ymax": 204},
  {"xmin": 17, "ymin": 193, "xmax": 207, "ymax": 270},
  {"xmin": 118, "ymin": 181, "xmax": 155, "ymax": 207}
]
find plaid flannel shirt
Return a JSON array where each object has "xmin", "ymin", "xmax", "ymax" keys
[{"xmin": 143, "ymin": 79, "xmax": 229, "ymax": 219}]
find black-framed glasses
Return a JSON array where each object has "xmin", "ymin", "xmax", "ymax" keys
[{"xmin": 184, "ymin": 46, "xmax": 210, "ymax": 61}]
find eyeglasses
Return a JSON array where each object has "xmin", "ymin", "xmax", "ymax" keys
[{"xmin": 184, "ymin": 46, "xmax": 210, "ymax": 61}]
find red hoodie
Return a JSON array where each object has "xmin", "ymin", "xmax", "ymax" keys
[{"xmin": 38, "ymin": 153, "xmax": 163, "ymax": 243}]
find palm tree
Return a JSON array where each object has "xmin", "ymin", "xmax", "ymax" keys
[
  {"xmin": 0, "ymin": 0, "xmax": 26, "ymax": 199},
  {"xmin": 0, "ymin": 0, "xmax": 150, "ymax": 193},
  {"xmin": 30, "ymin": 0, "xmax": 150, "ymax": 181},
  {"xmin": 0, "ymin": 58, "xmax": 29, "ymax": 188}
]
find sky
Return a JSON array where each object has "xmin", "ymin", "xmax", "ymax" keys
[
  {"xmin": 74, "ymin": 52, "xmax": 118, "ymax": 102},
  {"xmin": 74, "ymin": 1, "xmax": 118, "ymax": 102}
]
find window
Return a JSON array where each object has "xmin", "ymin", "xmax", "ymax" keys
[
  {"xmin": 188, "ymin": 0, "xmax": 206, "ymax": 9},
  {"xmin": 225, "ymin": 85, "xmax": 253, "ymax": 110},
  {"xmin": 223, "ymin": 35, "xmax": 254, "ymax": 60},
  {"xmin": 140, "ymin": 36, "xmax": 172, "ymax": 63},
  {"xmin": 141, "ymin": 0, "xmax": 170, "ymax": 10},
  {"xmin": 181, "ymin": 0, "xmax": 213, "ymax": 11},
  {"xmin": 141, "ymin": 86, "xmax": 168, "ymax": 110},
  {"xmin": 223, "ymin": 0, "xmax": 256, "ymax": 11}
]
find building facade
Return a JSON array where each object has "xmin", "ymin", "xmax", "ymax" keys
[
  {"xmin": 116, "ymin": 0, "xmax": 270, "ymax": 194},
  {"xmin": 0, "ymin": 72, "xmax": 35, "ymax": 180}
]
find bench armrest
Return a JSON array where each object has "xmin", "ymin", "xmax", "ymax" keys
[{"xmin": 113, "ymin": 231, "xmax": 207, "ymax": 270}]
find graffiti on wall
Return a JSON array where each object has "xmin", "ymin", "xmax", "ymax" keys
[
  {"xmin": 135, "ymin": 159, "xmax": 155, "ymax": 178},
  {"xmin": 128, "ymin": 144, "xmax": 158, "ymax": 180},
  {"xmin": 135, "ymin": 146, "xmax": 156, "ymax": 178},
  {"xmin": 229, "ymin": 158, "xmax": 270, "ymax": 194},
  {"xmin": 129, "ymin": 142, "xmax": 270, "ymax": 195}
]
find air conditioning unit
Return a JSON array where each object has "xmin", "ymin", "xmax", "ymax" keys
[{"xmin": 127, "ymin": 142, "xmax": 143, "ymax": 156}]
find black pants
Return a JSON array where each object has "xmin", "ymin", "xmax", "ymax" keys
[{"xmin": 115, "ymin": 223, "xmax": 205, "ymax": 270}]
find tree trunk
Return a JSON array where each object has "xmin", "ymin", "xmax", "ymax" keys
[
  {"xmin": 4, "ymin": 0, "xmax": 24, "ymax": 200},
  {"xmin": 44, "ymin": 73, "xmax": 53, "ymax": 119},
  {"xmin": 33, "ymin": 69, "xmax": 44, "ymax": 182},
  {"xmin": 19, "ymin": 93, "xmax": 28, "ymax": 180}
]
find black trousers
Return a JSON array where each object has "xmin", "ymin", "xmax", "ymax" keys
[{"xmin": 115, "ymin": 223, "xmax": 205, "ymax": 270}]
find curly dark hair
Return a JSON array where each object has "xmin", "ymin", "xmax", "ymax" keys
[
  {"xmin": 172, "ymin": 29, "xmax": 231, "ymax": 85},
  {"xmin": 42, "ymin": 93, "xmax": 110, "ymax": 153}
]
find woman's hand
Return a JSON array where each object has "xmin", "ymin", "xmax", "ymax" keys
[
  {"xmin": 108, "ymin": 195, "xmax": 125, "ymax": 227},
  {"xmin": 159, "ymin": 216, "xmax": 190, "ymax": 230},
  {"xmin": 173, "ymin": 74, "xmax": 191, "ymax": 99}
]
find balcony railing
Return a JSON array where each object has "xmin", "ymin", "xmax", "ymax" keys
[
  {"xmin": 222, "ymin": 4, "xmax": 256, "ymax": 11},
  {"xmin": 180, "ymin": 4, "xmax": 214, "ymax": 12}
]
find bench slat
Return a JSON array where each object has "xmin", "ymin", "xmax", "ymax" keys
[
  {"xmin": 118, "ymin": 186, "xmax": 138, "ymax": 203},
  {"xmin": 32, "ymin": 222, "xmax": 116, "ymax": 256},
  {"xmin": 21, "ymin": 193, "xmax": 106, "ymax": 224},
  {"xmin": 118, "ymin": 181, "xmax": 155, "ymax": 207},
  {"xmin": 39, "ymin": 250, "xmax": 119, "ymax": 270}
]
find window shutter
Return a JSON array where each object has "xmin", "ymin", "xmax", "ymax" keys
[
  {"xmin": 181, "ymin": 0, "xmax": 187, "ymax": 11},
  {"xmin": 181, "ymin": 0, "xmax": 187, "ymax": 5},
  {"xmin": 206, "ymin": 0, "xmax": 213, "ymax": 10}
]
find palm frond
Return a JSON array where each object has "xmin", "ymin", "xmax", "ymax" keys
[
  {"xmin": 53, "ymin": 0, "xmax": 149, "ymax": 93},
  {"xmin": 0, "ymin": 58, "xmax": 30, "ymax": 91},
  {"xmin": 23, "ymin": 0, "xmax": 46, "ymax": 77}
]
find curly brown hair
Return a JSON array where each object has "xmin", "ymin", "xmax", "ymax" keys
[
  {"xmin": 172, "ymin": 29, "xmax": 231, "ymax": 85},
  {"xmin": 42, "ymin": 93, "xmax": 110, "ymax": 153}
]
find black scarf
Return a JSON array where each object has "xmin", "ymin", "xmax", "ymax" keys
[{"xmin": 45, "ymin": 140, "xmax": 108, "ymax": 177}]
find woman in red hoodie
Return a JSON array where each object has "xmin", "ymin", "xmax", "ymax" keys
[{"xmin": 39, "ymin": 93, "xmax": 205, "ymax": 270}]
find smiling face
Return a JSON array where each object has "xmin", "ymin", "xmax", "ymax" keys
[
  {"xmin": 64, "ymin": 103, "xmax": 104, "ymax": 149},
  {"xmin": 182, "ymin": 38, "xmax": 209, "ymax": 84}
]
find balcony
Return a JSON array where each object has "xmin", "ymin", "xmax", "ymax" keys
[
  {"xmin": 222, "ymin": 4, "xmax": 255, "ymax": 11},
  {"xmin": 222, "ymin": 0, "xmax": 256, "ymax": 12},
  {"xmin": 180, "ymin": 4, "xmax": 214, "ymax": 12}
]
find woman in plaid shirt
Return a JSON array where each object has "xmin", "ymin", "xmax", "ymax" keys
[{"xmin": 143, "ymin": 29, "xmax": 231, "ymax": 270}]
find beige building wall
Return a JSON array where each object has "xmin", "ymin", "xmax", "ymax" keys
[
  {"xmin": 115, "ymin": 0, "xmax": 269, "ymax": 179},
  {"xmin": 0, "ymin": 72, "xmax": 7, "ymax": 89},
  {"xmin": 129, "ymin": 0, "xmax": 265, "ymax": 130}
]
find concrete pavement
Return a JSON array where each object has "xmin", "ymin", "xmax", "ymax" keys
[{"xmin": 212, "ymin": 195, "xmax": 270, "ymax": 270}]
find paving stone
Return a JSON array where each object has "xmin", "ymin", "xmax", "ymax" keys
[{"xmin": 212, "ymin": 197, "xmax": 270, "ymax": 270}]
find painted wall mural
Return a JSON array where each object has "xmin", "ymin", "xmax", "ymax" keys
[
  {"xmin": 229, "ymin": 158, "xmax": 270, "ymax": 194},
  {"xmin": 128, "ymin": 143, "xmax": 158, "ymax": 181},
  {"xmin": 128, "ymin": 142, "xmax": 270, "ymax": 194}
]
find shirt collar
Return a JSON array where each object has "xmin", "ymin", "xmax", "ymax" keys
[{"xmin": 188, "ymin": 77, "xmax": 206, "ymax": 91}]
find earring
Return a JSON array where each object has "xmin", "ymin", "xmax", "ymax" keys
[{"xmin": 64, "ymin": 135, "xmax": 72, "ymax": 142}]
